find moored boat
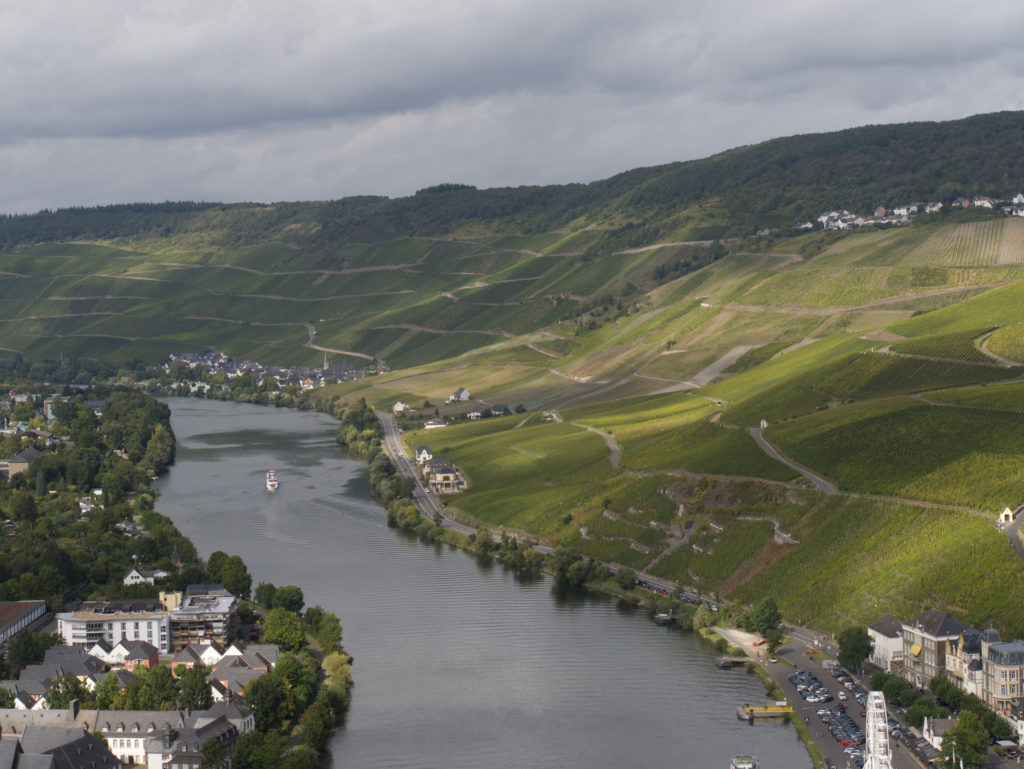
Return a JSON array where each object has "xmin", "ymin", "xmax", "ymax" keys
[
  {"xmin": 266, "ymin": 470, "xmax": 279, "ymax": 490},
  {"xmin": 730, "ymin": 756, "xmax": 758, "ymax": 769}
]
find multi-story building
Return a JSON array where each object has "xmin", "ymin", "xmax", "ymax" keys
[
  {"xmin": 893, "ymin": 609, "xmax": 966, "ymax": 688},
  {"xmin": 945, "ymin": 627, "xmax": 998, "ymax": 698},
  {"xmin": 984, "ymin": 639, "xmax": 1024, "ymax": 714},
  {"xmin": 56, "ymin": 600, "xmax": 171, "ymax": 653},
  {"xmin": 867, "ymin": 614, "xmax": 903, "ymax": 672},
  {"xmin": 168, "ymin": 592, "xmax": 238, "ymax": 652}
]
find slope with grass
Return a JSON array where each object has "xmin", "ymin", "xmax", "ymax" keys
[{"xmin": 8, "ymin": 111, "xmax": 1024, "ymax": 637}]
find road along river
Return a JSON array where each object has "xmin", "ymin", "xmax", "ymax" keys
[{"xmin": 155, "ymin": 398, "xmax": 811, "ymax": 769}]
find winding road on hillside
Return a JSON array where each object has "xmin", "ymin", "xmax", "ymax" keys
[{"xmin": 749, "ymin": 427, "xmax": 837, "ymax": 494}]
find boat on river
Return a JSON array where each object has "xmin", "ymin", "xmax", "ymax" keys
[
  {"xmin": 730, "ymin": 756, "xmax": 758, "ymax": 769},
  {"xmin": 266, "ymin": 471, "xmax": 279, "ymax": 491}
]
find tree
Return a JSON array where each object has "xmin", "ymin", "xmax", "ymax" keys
[
  {"xmin": 177, "ymin": 664, "xmax": 214, "ymax": 710},
  {"xmin": 0, "ymin": 687, "xmax": 13, "ymax": 708},
  {"xmin": 263, "ymin": 607, "xmax": 305, "ymax": 651},
  {"xmin": 273, "ymin": 585, "xmax": 304, "ymax": 614},
  {"xmin": 219, "ymin": 555, "xmax": 252, "ymax": 599},
  {"xmin": 7, "ymin": 631, "xmax": 61, "ymax": 666},
  {"xmin": 614, "ymin": 568, "xmax": 636, "ymax": 591},
  {"xmin": 299, "ymin": 699, "xmax": 335, "ymax": 751},
  {"xmin": 693, "ymin": 604, "xmax": 715, "ymax": 629},
  {"xmin": 132, "ymin": 664, "xmax": 177, "ymax": 710},
  {"xmin": 938, "ymin": 711, "xmax": 988, "ymax": 768},
  {"xmin": 244, "ymin": 675, "xmax": 295, "ymax": 732},
  {"xmin": 749, "ymin": 597, "xmax": 782, "ymax": 637},
  {"xmin": 46, "ymin": 674, "xmax": 89, "ymax": 709},
  {"xmin": 206, "ymin": 551, "xmax": 229, "ymax": 581},
  {"xmin": 273, "ymin": 653, "xmax": 319, "ymax": 713},
  {"xmin": 200, "ymin": 736, "xmax": 229, "ymax": 769},
  {"xmin": 837, "ymin": 625, "xmax": 873, "ymax": 671},
  {"xmin": 254, "ymin": 582, "xmax": 277, "ymax": 608}
]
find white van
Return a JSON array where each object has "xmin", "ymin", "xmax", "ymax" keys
[{"xmin": 837, "ymin": 690, "xmax": 847, "ymax": 701}]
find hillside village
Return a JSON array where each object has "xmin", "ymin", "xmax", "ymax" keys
[
  {"xmin": 806, "ymin": 193, "xmax": 1024, "ymax": 231},
  {"xmin": 157, "ymin": 352, "xmax": 382, "ymax": 394}
]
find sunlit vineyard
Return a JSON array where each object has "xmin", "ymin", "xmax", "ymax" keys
[
  {"xmin": 769, "ymin": 402, "xmax": 1024, "ymax": 510},
  {"xmin": 904, "ymin": 221, "xmax": 1005, "ymax": 266},
  {"xmin": 814, "ymin": 352, "xmax": 1016, "ymax": 400},
  {"xmin": 889, "ymin": 328, "xmax": 996, "ymax": 364},
  {"xmin": 998, "ymin": 218, "xmax": 1024, "ymax": 265},
  {"xmin": 986, "ymin": 324, "xmax": 1024, "ymax": 363}
]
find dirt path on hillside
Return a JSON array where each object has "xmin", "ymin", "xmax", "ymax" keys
[
  {"xmin": 749, "ymin": 427, "xmax": 837, "ymax": 494},
  {"xmin": 372, "ymin": 323, "xmax": 514, "ymax": 337}
]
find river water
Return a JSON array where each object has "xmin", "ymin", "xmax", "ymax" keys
[{"xmin": 154, "ymin": 399, "xmax": 810, "ymax": 769}]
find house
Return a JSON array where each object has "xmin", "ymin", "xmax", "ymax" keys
[
  {"xmin": 220, "ymin": 643, "xmax": 279, "ymax": 671},
  {"xmin": 925, "ymin": 201, "xmax": 944, "ymax": 213},
  {"xmin": 415, "ymin": 446, "xmax": 433, "ymax": 464},
  {"xmin": 874, "ymin": 206, "xmax": 888, "ymax": 217},
  {"xmin": 922, "ymin": 716, "xmax": 957, "ymax": 751},
  {"xmin": 867, "ymin": 614, "xmax": 903, "ymax": 672},
  {"xmin": 392, "ymin": 401, "xmax": 409, "ymax": 414},
  {"xmin": 122, "ymin": 567, "xmax": 170, "ymax": 586},
  {"xmin": 0, "ymin": 448, "xmax": 43, "ymax": 480},
  {"xmin": 172, "ymin": 643, "xmax": 223, "ymax": 671},
  {"xmin": 1014, "ymin": 193, "xmax": 1024, "ymax": 206},
  {"xmin": 951, "ymin": 197, "xmax": 971, "ymax": 208},
  {"xmin": 451, "ymin": 387, "xmax": 471, "ymax": 402},
  {"xmin": 466, "ymin": 410, "xmax": 482, "ymax": 420},
  {"xmin": 491, "ymin": 405, "xmax": 508, "ymax": 416},
  {"xmin": 3, "ymin": 725, "xmax": 122, "ymax": 769},
  {"xmin": 973, "ymin": 196, "xmax": 994, "ymax": 209},
  {"xmin": 424, "ymin": 418, "xmax": 447, "ymax": 429},
  {"xmin": 424, "ymin": 458, "xmax": 460, "ymax": 494},
  {"xmin": 793, "ymin": 221, "xmax": 814, "ymax": 230},
  {"xmin": 114, "ymin": 641, "xmax": 159, "ymax": 671},
  {"xmin": 893, "ymin": 609, "xmax": 967, "ymax": 688},
  {"xmin": 0, "ymin": 601, "xmax": 47, "ymax": 644},
  {"xmin": 945, "ymin": 627, "xmax": 995, "ymax": 698}
]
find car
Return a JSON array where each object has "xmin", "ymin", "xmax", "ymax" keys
[{"xmin": 767, "ymin": 656, "xmax": 778, "ymax": 663}]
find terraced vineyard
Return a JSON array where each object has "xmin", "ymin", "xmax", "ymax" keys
[
  {"xmin": 888, "ymin": 328, "xmax": 997, "ymax": 363},
  {"xmin": 903, "ymin": 220, "xmax": 1006, "ymax": 266}
]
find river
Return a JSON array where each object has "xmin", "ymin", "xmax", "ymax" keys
[{"xmin": 154, "ymin": 398, "xmax": 810, "ymax": 769}]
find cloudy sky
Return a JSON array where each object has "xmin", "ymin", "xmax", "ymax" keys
[{"xmin": 2, "ymin": 1, "xmax": 1023, "ymax": 214}]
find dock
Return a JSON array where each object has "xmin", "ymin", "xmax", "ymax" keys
[
  {"xmin": 737, "ymin": 703, "xmax": 794, "ymax": 722},
  {"xmin": 716, "ymin": 656, "xmax": 749, "ymax": 669}
]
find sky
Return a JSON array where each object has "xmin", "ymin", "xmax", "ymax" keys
[{"xmin": 2, "ymin": 1, "xmax": 1024, "ymax": 214}]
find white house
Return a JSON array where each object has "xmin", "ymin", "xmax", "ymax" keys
[
  {"xmin": 425, "ymin": 418, "xmax": 447, "ymax": 429},
  {"xmin": 451, "ymin": 387, "xmax": 471, "ymax": 402},
  {"xmin": 868, "ymin": 614, "xmax": 903, "ymax": 672},
  {"xmin": 392, "ymin": 401, "xmax": 410, "ymax": 414},
  {"xmin": 123, "ymin": 567, "xmax": 170, "ymax": 586},
  {"xmin": 415, "ymin": 446, "xmax": 433, "ymax": 464},
  {"xmin": 922, "ymin": 716, "xmax": 957, "ymax": 751}
]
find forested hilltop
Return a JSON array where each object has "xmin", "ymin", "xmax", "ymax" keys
[{"xmin": 2, "ymin": 110, "xmax": 1023, "ymax": 248}]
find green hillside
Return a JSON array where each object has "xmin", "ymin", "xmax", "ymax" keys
[{"xmin": 5, "ymin": 110, "xmax": 1024, "ymax": 634}]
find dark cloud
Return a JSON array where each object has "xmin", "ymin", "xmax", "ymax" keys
[{"xmin": 0, "ymin": 1, "xmax": 1022, "ymax": 212}]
